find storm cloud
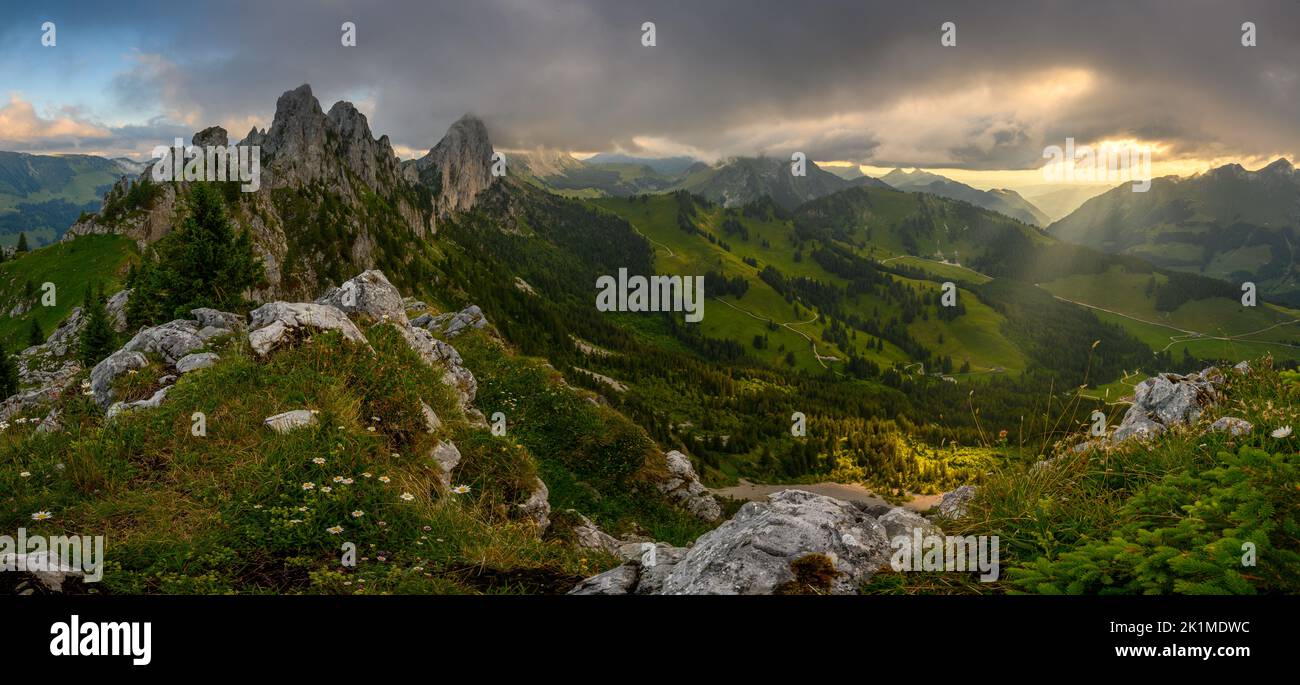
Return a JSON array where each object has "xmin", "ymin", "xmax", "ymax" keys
[{"xmin": 3, "ymin": 0, "xmax": 1298, "ymax": 167}]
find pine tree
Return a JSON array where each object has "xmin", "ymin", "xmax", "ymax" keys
[
  {"xmin": 0, "ymin": 344, "xmax": 18, "ymax": 399},
  {"xmin": 15, "ymin": 232, "xmax": 29, "ymax": 253},
  {"xmin": 129, "ymin": 183, "xmax": 265, "ymax": 325},
  {"xmin": 78, "ymin": 285, "xmax": 116, "ymax": 368},
  {"xmin": 27, "ymin": 318, "xmax": 44, "ymax": 347}
]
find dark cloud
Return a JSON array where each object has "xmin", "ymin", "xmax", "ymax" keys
[{"xmin": 13, "ymin": 0, "xmax": 1300, "ymax": 165}]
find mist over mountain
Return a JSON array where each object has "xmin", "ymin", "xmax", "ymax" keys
[{"xmin": 881, "ymin": 168, "xmax": 1049, "ymax": 227}]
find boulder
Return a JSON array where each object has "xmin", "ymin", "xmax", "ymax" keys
[
  {"xmin": 247, "ymin": 301, "xmax": 370, "ymax": 356},
  {"xmin": 315, "ymin": 270, "xmax": 406, "ymax": 324},
  {"xmin": 1209, "ymin": 416, "xmax": 1253, "ymax": 436},
  {"xmin": 122, "ymin": 319, "xmax": 205, "ymax": 365},
  {"xmin": 568, "ymin": 565, "xmax": 640, "ymax": 596},
  {"xmin": 938, "ymin": 485, "xmax": 976, "ymax": 519},
  {"xmin": 430, "ymin": 440, "xmax": 462, "ymax": 487},
  {"xmin": 1110, "ymin": 370, "xmax": 1220, "ymax": 444},
  {"xmin": 652, "ymin": 490, "xmax": 889, "ymax": 595},
  {"xmin": 264, "ymin": 409, "xmax": 318, "ymax": 433},
  {"xmin": 656, "ymin": 450, "xmax": 722, "ymax": 521},
  {"xmin": 406, "ymin": 328, "xmax": 477, "ymax": 407},
  {"xmin": 175, "ymin": 352, "xmax": 219, "ymax": 374},
  {"xmin": 89, "ymin": 350, "xmax": 149, "ymax": 409},
  {"xmin": 569, "ymin": 511, "xmax": 624, "ymax": 555}
]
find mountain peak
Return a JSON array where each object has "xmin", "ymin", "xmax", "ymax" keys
[
  {"xmin": 415, "ymin": 113, "xmax": 497, "ymax": 212},
  {"xmin": 1262, "ymin": 157, "xmax": 1294, "ymax": 174}
]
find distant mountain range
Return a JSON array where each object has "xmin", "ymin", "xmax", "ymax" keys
[
  {"xmin": 1048, "ymin": 158, "xmax": 1300, "ymax": 304},
  {"xmin": 514, "ymin": 150, "xmax": 890, "ymax": 209},
  {"xmin": 0, "ymin": 152, "xmax": 141, "ymax": 247},
  {"xmin": 881, "ymin": 168, "xmax": 1050, "ymax": 227}
]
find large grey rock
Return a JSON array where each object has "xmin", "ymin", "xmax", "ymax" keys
[
  {"xmin": 89, "ymin": 350, "xmax": 149, "ymax": 409},
  {"xmin": 122, "ymin": 319, "xmax": 205, "ymax": 365},
  {"xmin": 1110, "ymin": 370, "xmax": 1219, "ymax": 444},
  {"xmin": 175, "ymin": 352, "xmax": 219, "ymax": 374},
  {"xmin": 430, "ymin": 440, "xmax": 462, "ymax": 488},
  {"xmin": 264, "ymin": 409, "xmax": 317, "ymax": 433},
  {"xmin": 656, "ymin": 450, "xmax": 722, "ymax": 521},
  {"xmin": 938, "ymin": 485, "xmax": 977, "ymax": 519},
  {"xmin": 315, "ymin": 270, "xmax": 406, "ymax": 324},
  {"xmin": 629, "ymin": 544, "xmax": 692, "ymax": 594},
  {"xmin": 1209, "ymin": 416, "xmax": 1253, "ymax": 437},
  {"xmin": 1112, "ymin": 411, "xmax": 1166, "ymax": 443},
  {"xmin": 651, "ymin": 490, "xmax": 890, "ymax": 595},
  {"xmin": 247, "ymin": 301, "xmax": 370, "ymax": 355},
  {"xmin": 568, "ymin": 565, "xmax": 640, "ymax": 595}
]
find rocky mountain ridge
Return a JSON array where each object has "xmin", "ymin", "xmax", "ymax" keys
[{"xmin": 64, "ymin": 85, "xmax": 499, "ymax": 299}]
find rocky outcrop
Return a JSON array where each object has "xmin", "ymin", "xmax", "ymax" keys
[
  {"xmin": 412, "ymin": 114, "xmax": 497, "ymax": 212},
  {"xmin": 655, "ymin": 450, "xmax": 722, "ymax": 521},
  {"xmin": 88, "ymin": 309, "xmax": 242, "ymax": 411},
  {"xmin": 412, "ymin": 304, "xmax": 488, "ymax": 339},
  {"xmin": 121, "ymin": 319, "xmax": 206, "ymax": 365},
  {"xmin": 573, "ymin": 490, "xmax": 891, "ymax": 595},
  {"xmin": 1098, "ymin": 366, "xmax": 1227, "ymax": 446},
  {"xmin": 315, "ymin": 270, "xmax": 407, "ymax": 324},
  {"xmin": 246, "ymin": 301, "xmax": 370, "ymax": 355},
  {"xmin": 65, "ymin": 84, "xmax": 436, "ymax": 298}
]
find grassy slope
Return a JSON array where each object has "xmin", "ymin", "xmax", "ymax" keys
[
  {"xmin": 591, "ymin": 194, "xmax": 1027, "ymax": 375},
  {"xmin": 0, "ymin": 234, "xmax": 137, "ymax": 350},
  {"xmin": 1, "ymin": 318, "xmax": 708, "ymax": 594}
]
